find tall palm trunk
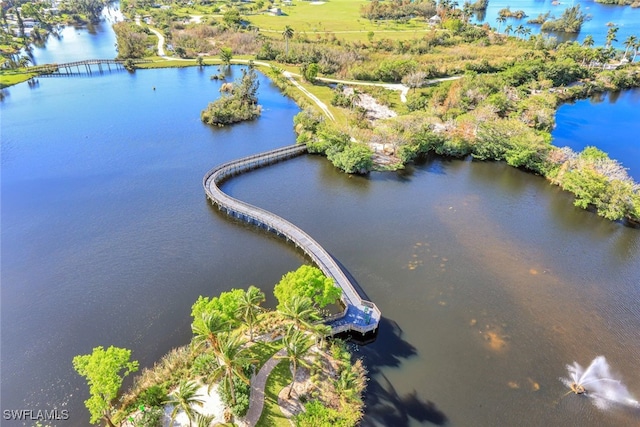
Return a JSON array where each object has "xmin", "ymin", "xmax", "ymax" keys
[{"xmin": 287, "ymin": 359, "xmax": 298, "ymax": 398}]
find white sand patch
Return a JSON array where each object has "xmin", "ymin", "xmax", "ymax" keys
[
  {"xmin": 189, "ymin": 15, "xmax": 202, "ymax": 23},
  {"xmin": 343, "ymin": 87, "xmax": 397, "ymax": 121},
  {"xmin": 162, "ymin": 384, "xmax": 245, "ymax": 427},
  {"xmin": 310, "ymin": 1, "xmax": 326, "ymax": 4}
]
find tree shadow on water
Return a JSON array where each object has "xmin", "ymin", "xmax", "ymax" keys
[{"xmin": 358, "ymin": 317, "xmax": 448, "ymax": 426}]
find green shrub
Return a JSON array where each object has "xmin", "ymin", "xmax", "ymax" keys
[
  {"xmin": 376, "ymin": 59, "xmax": 418, "ymax": 82},
  {"xmin": 327, "ymin": 143, "xmax": 373, "ymax": 174},
  {"xmin": 219, "ymin": 370, "xmax": 251, "ymax": 417},
  {"xmin": 193, "ymin": 353, "xmax": 217, "ymax": 377},
  {"xmin": 133, "ymin": 407, "xmax": 163, "ymax": 427}
]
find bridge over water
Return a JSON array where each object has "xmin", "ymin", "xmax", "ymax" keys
[
  {"xmin": 203, "ymin": 144, "xmax": 381, "ymax": 337},
  {"xmin": 28, "ymin": 59, "xmax": 150, "ymax": 76}
]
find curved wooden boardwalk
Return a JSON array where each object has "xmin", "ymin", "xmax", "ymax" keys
[{"xmin": 203, "ymin": 144, "xmax": 380, "ymax": 336}]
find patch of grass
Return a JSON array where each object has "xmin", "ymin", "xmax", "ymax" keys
[
  {"xmin": 246, "ymin": 341, "xmax": 283, "ymax": 368},
  {"xmin": 249, "ymin": 0, "xmax": 428, "ymax": 33},
  {"xmin": 0, "ymin": 70, "xmax": 37, "ymax": 88},
  {"xmin": 298, "ymin": 79, "xmax": 347, "ymax": 125},
  {"xmin": 255, "ymin": 359, "xmax": 291, "ymax": 427}
]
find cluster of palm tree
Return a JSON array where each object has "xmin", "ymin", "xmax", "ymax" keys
[
  {"xmin": 581, "ymin": 32, "xmax": 639, "ymax": 67},
  {"xmin": 497, "ymin": 19, "xmax": 532, "ymax": 40},
  {"xmin": 171, "ymin": 286, "xmax": 337, "ymax": 425},
  {"xmin": 165, "ymin": 287, "xmax": 266, "ymax": 426}
]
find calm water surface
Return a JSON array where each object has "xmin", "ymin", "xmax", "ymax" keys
[
  {"xmin": 1, "ymin": 68, "xmax": 303, "ymax": 426},
  {"xmin": 2, "ymin": 67, "xmax": 639, "ymax": 426},
  {"xmin": 2, "ymin": 7, "xmax": 640, "ymax": 426},
  {"xmin": 25, "ymin": 4, "xmax": 122, "ymax": 65},
  {"xmin": 552, "ymin": 88, "xmax": 640, "ymax": 181},
  {"xmin": 229, "ymin": 155, "xmax": 640, "ymax": 427},
  {"xmin": 474, "ymin": 0, "xmax": 640, "ymax": 46}
]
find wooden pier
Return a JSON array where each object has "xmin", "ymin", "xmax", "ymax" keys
[
  {"xmin": 28, "ymin": 59, "xmax": 150, "ymax": 76},
  {"xmin": 203, "ymin": 144, "xmax": 381, "ymax": 336}
]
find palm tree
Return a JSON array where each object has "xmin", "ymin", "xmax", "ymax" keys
[
  {"xmin": 515, "ymin": 24, "xmax": 524, "ymax": 40},
  {"xmin": 623, "ymin": 35, "xmax": 637, "ymax": 60},
  {"xmin": 282, "ymin": 25, "xmax": 294, "ymax": 56},
  {"xmin": 312, "ymin": 323, "xmax": 332, "ymax": 350},
  {"xmin": 633, "ymin": 40, "xmax": 640, "ymax": 62},
  {"xmin": 236, "ymin": 285, "xmax": 265, "ymax": 341},
  {"xmin": 193, "ymin": 411, "xmax": 214, "ymax": 427},
  {"xmin": 496, "ymin": 15, "xmax": 506, "ymax": 34},
  {"xmin": 210, "ymin": 332, "xmax": 255, "ymax": 405},
  {"xmin": 582, "ymin": 35, "xmax": 594, "ymax": 48},
  {"xmin": 522, "ymin": 27, "xmax": 532, "ymax": 40},
  {"xmin": 462, "ymin": 1, "xmax": 473, "ymax": 22},
  {"xmin": 192, "ymin": 312, "xmax": 230, "ymax": 354},
  {"xmin": 333, "ymin": 366, "xmax": 364, "ymax": 404},
  {"xmin": 606, "ymin": 25, "xmax": 619, "ymax": 48},
  {"xmin": 504, "ymin": 25, "xmax": 513, "ymax": 37},
  {"xmin": 438, "ymin": 0, "xmax": 451, "ymax": 19},
  {"xmin": 279, "ymin": 295, "xmax": 320, "ymax": 331},
  {"xmin": 219, "ymin": 47, "xmax": 233, "ymax": 68},
  {"xmin": 277, "ymin": 326, "xmax": 313, "ymax": 399},
  {"xmin": 166, "ymin": 381, "xmax": 205, "ymax": 427}
]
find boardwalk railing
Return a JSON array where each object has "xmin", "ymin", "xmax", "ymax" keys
[
  {"xmin": 27, "ymin": 59, "xmax": 152, "ymax": 76},
  {"xmin": 203, "ymin": 144, "xmax": 381, "ymax": 336}
]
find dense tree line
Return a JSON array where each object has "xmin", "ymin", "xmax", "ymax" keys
[
  {"xmin": 360, "ymin": 0, "xmax": 437, "ymax": 22},
  {"xmin": 113, "ymin": 21, "xmax": 148, "ymax": 59}
]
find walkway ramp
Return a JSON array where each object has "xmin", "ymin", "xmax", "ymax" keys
[{"xmin": 203, "ymin": 144, "xmax": 380, "ymax": 336}]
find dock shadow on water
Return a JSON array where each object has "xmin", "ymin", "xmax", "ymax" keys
[{"xmin": 358, "ymin": 318, "xmax": 448, "ymax": 426}]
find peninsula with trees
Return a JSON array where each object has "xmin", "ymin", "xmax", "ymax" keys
[{"xmin": 74, "ymin": 266, "xmax": 367, "ymax": 427}]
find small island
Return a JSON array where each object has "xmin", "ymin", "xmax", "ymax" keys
[{"xmin": 201, "ymin": 67, "xmax": 262, "ymax": 126}]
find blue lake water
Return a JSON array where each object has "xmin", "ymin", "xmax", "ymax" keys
[
  {"xmin": 25, "ymin": 5, "xmax": 123, "ymax": 65},
  {"xmin": 474, "ymin": 0, "xmax": 640, "ymax": 47},
  {"xmin": 2, "ymin": 5, "xmax": 640, "ymax": 427},
  {"xmin": 552, "ymin": 88, "xmax": 640, "ymax": 181}
]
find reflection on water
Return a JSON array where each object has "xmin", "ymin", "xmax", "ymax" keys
[
  {"xmin": 25, "ymin": 4, "xmax": 122, "ymax": 64},
  {"xmin": 473, "ymin": 0, "xmax": 640, "ymax": 46}
]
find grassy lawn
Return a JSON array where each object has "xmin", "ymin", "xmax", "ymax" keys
[
  {"xmin": 0, "ymin": 70, "xmax": 37, "ymax": 88},
  {"xmin": 249, "ymin": 0, "xmax": 428, "ymax": 33},
  {"xmin": 255, "ymin": 359, "xmax": 291, "ymax": 427},
  {"xmin": 246, "ymin": 340, "xmax": 283, "ymax": 368}
]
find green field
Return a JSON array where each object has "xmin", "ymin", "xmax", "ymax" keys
[{"xmin": 247, "ymin": 0, "xmax": 429, "ymax": 35}]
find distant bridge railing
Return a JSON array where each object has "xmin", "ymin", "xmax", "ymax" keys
[{"xmin": 27, "ymin": 59, "xmax": 152, "ymax": 76}]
